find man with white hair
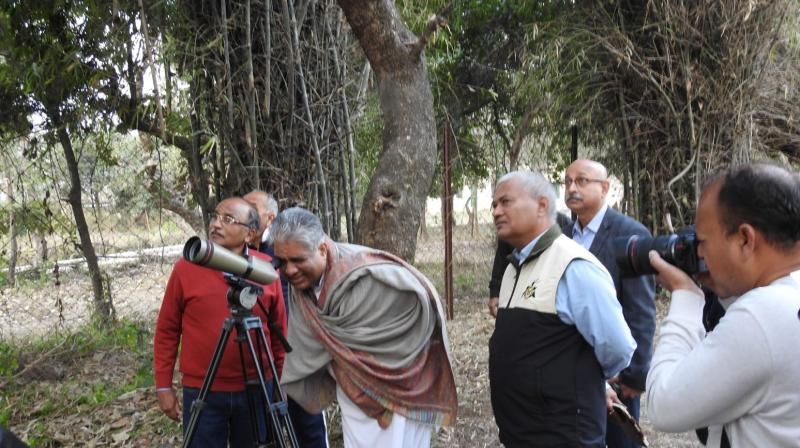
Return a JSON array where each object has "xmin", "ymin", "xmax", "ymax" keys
[
  {"xmin": 268, "ymin": 208, "xmax": 457, "ymax": 448},
  {"xmin": 244, "ymin": 190, "xmax": 330, "ymax": 448},
  {"xmin": 488, "ymin": 171, "xmax": 635, "ymax": 447},
  {"xmin": 243, "ymin": 190, "xmax": 279, "ymax": 250}
]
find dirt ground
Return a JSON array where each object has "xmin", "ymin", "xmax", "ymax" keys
[{"xmin": 1, "ymin": 260, "xmax": 700, "ymax": 447}]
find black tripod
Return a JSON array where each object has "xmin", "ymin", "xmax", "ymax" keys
[{"xmin": 183, "ymin": 275, "xmax": 299, "ymax": 448}]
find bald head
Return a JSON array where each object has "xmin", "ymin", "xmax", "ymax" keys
[
  {"xmin": 570, "ymin": 159, "xmax": 608, "ymax": 179},
  {"xmin": 564, "ymin": 159, "xmax": 610, "ymax": 226}
]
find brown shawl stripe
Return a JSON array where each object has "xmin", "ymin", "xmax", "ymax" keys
[{"xmin": 294, "ymin": 239, "xmax": 458, "ymax": 428}]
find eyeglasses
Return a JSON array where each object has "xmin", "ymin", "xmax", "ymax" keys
[
  {"xmin": 564, "ymin": 176, "xmax": 605, "ymax": 188},
  {"xmin": 210, "ymin": 212, "xmax": 250, "ymax": 228}
]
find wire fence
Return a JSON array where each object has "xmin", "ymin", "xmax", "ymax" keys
[{"xmin": 0, "ymin": 180, "xmax": 499, "ymax": 341}]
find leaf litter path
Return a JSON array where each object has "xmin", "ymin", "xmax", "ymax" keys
[{"xmin": 2, "ymin": 259, "xmax": 699, "ymax": 447}]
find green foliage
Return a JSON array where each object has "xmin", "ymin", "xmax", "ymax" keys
[
  {"xmin": 417, "ymin": 0, "xmax": 584, "ymax": 190},
  {"xmin": 0, "ymin": 341, "xmax": 19, "ymax": 378},
  {"xmin": 0, "ymin": 0, "xmax": 118, "ymax": 125},
  {"xmin": 24, "ymin": 421, "xmax": 50, "ymax": 447},
  {"xmin": 0, "ymin": 200, "xmax": 51, "ymax": 236}
]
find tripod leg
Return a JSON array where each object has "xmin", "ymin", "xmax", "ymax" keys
[
  {"xmin": 238, "ymin": 342, "xmax": 265, "ymax": 446},
  {"xmin": 248, "ymin": 320, "xmax": 300, "ymax": 448},
  {"xmin": 241, "ymin": 319, "xmax": 299, "ymax": 448},
  {"xmin": 183, "ymin": 318, "xmax": 234, "ymax": 448}
]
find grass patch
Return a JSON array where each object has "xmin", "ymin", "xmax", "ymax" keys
[{"xmin": 416, "ymin": 259, "xmax": 492, "ymax": 300}]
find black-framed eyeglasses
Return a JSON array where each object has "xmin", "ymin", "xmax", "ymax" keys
[
  {"xmin": 564, "ymin": 176, "xmax": 605, "ymax": 188},
  {"xmin": 209, "ymin": 212, "xmax": 250, "ymax": 228}
]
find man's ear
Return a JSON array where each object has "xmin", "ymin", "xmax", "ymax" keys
[
  {"xmin": 318, "ymin": 242, "xmax": 328, "ymax": 257},
  {"xmin": 601, "ymin": 179, "xmax": 610, "ymax": 196},
  {"xmin": 738, "ymin": 223, "xmax": 758, "ymax": 256},
  {"xmin": 538, "ymin": 197, "xmax": 550, "ymax": 216}
]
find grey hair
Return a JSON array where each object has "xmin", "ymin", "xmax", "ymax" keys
[
  {"xmin": 266, "ymin": 207, "xmax": 326, "ymax": 251},
  {"xmin": 250, "ymin": 190, "xmax": 279, "ymax": 216},
  {"xmin": 496, "ymin": 171, "xmax": 557, "ymax": 220},
  {"xmin": 245, "ymin": 205, "xmax": 260, "ymax": 231}
]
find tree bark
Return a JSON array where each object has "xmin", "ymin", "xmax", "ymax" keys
[
  {"xmin": 467, "ymin": 183, "xmax": 478, "ymax": 237},
  {"xmin": 338, "ymin": 0, "xmax": 438, "ymax": 262},
  {"xmin": 509, "ymin": 104, "xmax": 536, "ymax": 171},
  {"xmin": 50, "ymin": 111, "xmax": 113, "ymax": 324}
]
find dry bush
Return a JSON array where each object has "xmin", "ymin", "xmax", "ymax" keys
[{"xmin": 558, "ymin": 0, "xmax": 800, "ymax": 231}]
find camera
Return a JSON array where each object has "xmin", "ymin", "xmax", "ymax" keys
[{"xmin": 614, "ymin": 230, "xmax": 707, "ymax": 277}]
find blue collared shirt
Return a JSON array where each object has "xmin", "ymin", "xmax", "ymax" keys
[
  {"xmin": 572, "ymin": 205, "xmax": 608, "ymax": 250},
  {"xmin": 513, "ymin": 227, "xmax": 635, "ymax": 379},
  {"xmin": 513, "ymin": 230, "xmax": 546, "ymax": 264}
]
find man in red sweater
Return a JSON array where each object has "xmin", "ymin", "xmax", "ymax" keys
[{"xmin": 153, "ymin": 197, "xmax": 287, "ymax": 447}]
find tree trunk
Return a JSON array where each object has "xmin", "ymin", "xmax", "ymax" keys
[
  {"xmin": 245, "ymin": 0, "xmax": 258, "ymax": 187},
  {"xmin": 35, "ymin": 232, "xmax": 48, "ymax": 267},
  {"xmin": 51, "ymin": 112, "xmax": 113, "ymax": 324},
  {"xmin": 418, "ymin": 199, "xmax": 429, "ymax": 241},
  {"xmin": 509, "ymin": 105, "xmax": 536, "ymax": 171},
  {"xmin": 338, "ymin": 0, "xmax": 437, "ymax": 262},
  {"xmin": 467, "ymin": 183, "xmax": 478, "ymax": 237},
  {"xmin": 6, "ymin": 178, "xmax": 17, "ymax": 287}
]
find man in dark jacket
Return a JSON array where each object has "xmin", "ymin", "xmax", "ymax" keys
[{"xmin": 562, "ymin": 159, "xmax": 656, "ymax": 448}]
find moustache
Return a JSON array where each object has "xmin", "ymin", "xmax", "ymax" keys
[{"xmin": 567, "ymin": 193, "xmax": 583, "ymax": 202}]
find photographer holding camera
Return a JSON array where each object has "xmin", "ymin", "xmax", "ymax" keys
[
  {"xmin": 153, "ymin": 197, "xmax": 287, "ymax": 447},
  {"xmin": 646, "ymin": 163, "xmax": 800, "ymax": 447}
]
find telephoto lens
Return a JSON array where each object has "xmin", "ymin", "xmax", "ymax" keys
[{"xmin": 614, "ymin": 231, "xmax": 707, "ymax": 277}]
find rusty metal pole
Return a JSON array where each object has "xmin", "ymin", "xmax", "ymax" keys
[
  {"xmin": 570, "ymin": 124, "xmax": 579, "ymax": 222},
  {"xmin": 442, "ymin": 119, "xmax": 454, "ymax": 320}
]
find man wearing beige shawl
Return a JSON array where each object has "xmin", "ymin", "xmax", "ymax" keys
[{"xmin": 267, "ymin": 207, "xmax": 457, "ymax": 448}]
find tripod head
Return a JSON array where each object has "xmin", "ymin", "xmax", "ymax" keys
[
  {"xmin": 224, "ymin": 273, "xmax": 264, "ymax": 311},
  {"xmin": 224, "ymin": 273, "xmax": 292, "ymax": 353}
]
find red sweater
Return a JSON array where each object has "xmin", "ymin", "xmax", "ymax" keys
[{"xmin": 153, "ymin": 252, "xmax": 286, "ymax": 392}]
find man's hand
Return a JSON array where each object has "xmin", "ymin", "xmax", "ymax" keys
[
  {"xmin": 605, "ymin": 383, "xmax": 622, "ymax": 411},
  {"xmin": 648, "ymin": 251, "xmax": 703, "ymax": 296},
  {"xmin": 157, "ymin": 389, "xmax": 181, "ymax": 421},
  {"xmin": 488, "ymin": 297, "xmax": 499, "ymax": 317}
]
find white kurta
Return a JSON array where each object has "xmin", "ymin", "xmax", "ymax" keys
[{"xmin": 336, "ymin": 386, "xmax": 432, "ymax": 448}]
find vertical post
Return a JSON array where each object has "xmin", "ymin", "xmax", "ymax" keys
[
  {"xmin": 571, "ymin": 124, "xmax": 579, "ymax": 162},
  {"xmin": 442, "ymin": 119, "xmax": 454, "ymax": 320},
  {"xmin": 570, "ymin": 124, "xmax": 579, "ymax": 222}
]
